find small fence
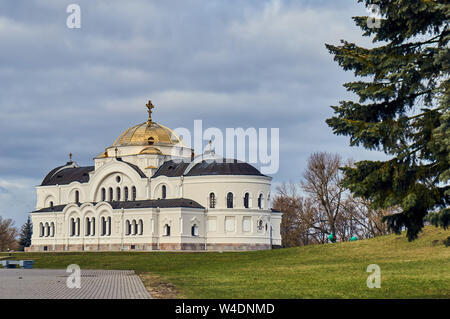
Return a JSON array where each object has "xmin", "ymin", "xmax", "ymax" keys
[{"xmin": 0, "ymin": 260, "xmax": 34, "ymax": 269}]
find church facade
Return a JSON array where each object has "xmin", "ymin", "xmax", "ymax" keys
[{"xmin": 28, "ymin": 102, "xmax": 282, "ymax": 251}]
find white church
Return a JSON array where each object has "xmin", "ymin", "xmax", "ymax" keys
[{"xmin": 28, "ymin": 101, "xmax": 282, "ymax": 251}]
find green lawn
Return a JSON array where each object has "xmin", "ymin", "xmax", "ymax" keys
[{"xmin": 1, "ymin": 226, "xmax": 449, "ymax": 298}]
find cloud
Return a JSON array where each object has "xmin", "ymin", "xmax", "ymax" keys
[
  {"xmin": 0, "ymin": 178, "xmax": 38, "ymax": 226},
  {"xmin": 0, "ymin": 0, "xmax": 383, "ymax": 225}
]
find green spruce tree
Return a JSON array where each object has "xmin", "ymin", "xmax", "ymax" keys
[
  {"xmin": 18, "ymin": 216, "xmax": 33, "ymax": 251},
  {"xmin": 325, "ymin": 0, "xmax": 449, "ymax": 240}
]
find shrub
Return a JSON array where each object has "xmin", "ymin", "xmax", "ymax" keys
[{"xmin": 443, "ymin": 236, "xmax": 450, "ymax": 248}]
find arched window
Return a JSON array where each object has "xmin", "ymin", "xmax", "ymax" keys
[
  {"xmin": 164, "ymin": 224, "xmax": 171, "ymax": 236},
  {"xmin": 101, "ymin": 217, "xmax": 106, "ymax": 236},
  {"xmin": 75, "ymin": 191, "xmax": 80, "ymax": 204},
  {"xmin": 101, "ymin": 188, "xmax": 106, "ymax": 201},
  {"xmin": 116, "ymin": 187, "xmax": 121, "ymax": 201},
  {"xmin": 107, "ymin": 217, "xmax": 111, "ymax": 236},
  {"xmin": 138, "ymin": 220, "xmax": 143, "ymax": 235},
  {"xmin": 257, "ymin": 220, "xmax": 264, "ymax": 231},
  {"xmin": 258, "ymin": 194, "xmax": 263, "ymax": 209},
  {"xmin": 244, "ymin": 193, "xmax": 249, "ymax": 208},
  {"xmin": 227, "ymin": 192, "xmax": 233, "ymax": 208},
  {"xmin": 132, "ymin": 186, "xmax": 137, "ymax": 201},
  {"xmin": 162, "ymin": 185, "xmax": 167, "ymax": 199},
  {"xmin": 124, "ymin": 187, "xmax": 129, "ymax": 201},
  {"xmin": 39, "ymin": 222, "xmax": 44, "ymax": 237},
  {"xmin": 109, "ymin": 188, "xmax": 113, "ymax": 202},
  {"xmin": 191, "ymin": 224, "xmax": 199, "ymax": 236},
  {"xmin": 125, "ymin": 220, "xmax": 130, "ymax": 236},
  {"xmin": 50, "ymin": 201, "xmax": 54, "ymax": 208},
  {"xmin": 209, "ymin": 193, "xmax": 216, "ymax": 209}
]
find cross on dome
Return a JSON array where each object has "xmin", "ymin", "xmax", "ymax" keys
[{"xmin": 146, "ymin": 100, "xmax": 155, "ymax": 125}]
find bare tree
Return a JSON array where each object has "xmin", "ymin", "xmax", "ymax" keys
[
  {"xmin": 342, "ymin": 197, "xmax": 392, "ymax": 239},
  {"xmin": 274, "ymin": 182, "xmax": 331, "ymax": 246},
  {"xmin": 302, "ymin": 152, "xmax": 346, "ymax": 237},
  {"xmin": 273, "ymin": 183, "xmax": 309, "ymax": 247},
  {"xmin": 274, "ymin": 152, "xmax": 391, "ymax": 247},
  {"xmin": 0, "ymin": 216, "xmax": 18, "ymax": 251}
]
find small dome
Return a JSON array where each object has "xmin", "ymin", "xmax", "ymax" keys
[{"xmin": 113, "ymin": 122, "xmax": 184, "ymax": 147}]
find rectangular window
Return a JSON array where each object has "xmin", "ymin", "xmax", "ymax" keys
[
  {"xmin": 208, "ymin": 218, "xmax": 217, "ymax": 232},
  {"xmin": 225, "ymin": 217, "xmax": 235, "ymax": 233},
  {"xmin": 242, "ymin": 217, "xmax": 252, "ymax": 232}
]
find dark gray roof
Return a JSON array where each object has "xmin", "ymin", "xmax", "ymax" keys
[
  {"xmin": 33, "ymin": 204, "xmax": 67, "ymax": 213},
  {"xmin": 187, "ymin": 159, "xmax": 264, "ymax": 177},
  {"xmin": 110, "ymin": 198, "xmax": 204, "ymax": 210},
  {"xmin": 32, "ymin": 198, "xmax": 204, "ymax": 213},
  {"xmin": 153, "ymin": 159, "xmax": 265, "ymax": 178},
  {"xmin": 41, "ymin": 164, "xmax": 94, "ymax": 186},
  {"xmin": 41, "ymin": 159, "xmax": 146, "ymax": 186},
  {"xmin": 153, "ymin": 160, "xmax": 189, "ymax": 178}
]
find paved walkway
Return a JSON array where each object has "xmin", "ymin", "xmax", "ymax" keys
[{"xmin": 0, "ymin": 269, "xmax": 151, "ymax": 299}]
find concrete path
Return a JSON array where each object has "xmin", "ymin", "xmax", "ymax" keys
[{"xmin": 0, "ymin": 269, "xmax": 151, "ymax": 299}]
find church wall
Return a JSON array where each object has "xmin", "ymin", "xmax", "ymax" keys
[
  {"xmin": 158, "ymin": 208, "xmax": 203, "ymax": 250},
  {"xmin": 32, "ymin": 144, "xmax": 282, "ymax": 251},
  {"xmin": 87, "ymin": 159, "xmax": 150, "ymax": 202},
  {"xmin": 182, "ymin": 175, "xmax": 272, "ymax": 210},
  {"xmin": 270, "ymin": 213, "xmax": 282, "ymax": 246},
  {"xmin": 36, "ymin": 187, "xmax": 59, "ymax": 210},
  {"xmin": 204, "ymin": 209, "xmax": 273, "ymax": 247},
  {"xmin": 151, "ymin": 176, "xmax": 182, "ymax": 200},
  {"xmin": 30, "ymin": 205, "xmax": 210, "ymax": 252},
  {"xmin": 31, "ymin": 177, "xmax": 281, "ymax": 251},
  {"xmin": 36, "ymin": 182, "xmax": 90, "ymax": 209}
]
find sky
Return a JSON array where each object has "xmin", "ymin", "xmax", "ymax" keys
[{"xmin": 0, "ymin": 0, "xmax": 386, "ymax": 226}]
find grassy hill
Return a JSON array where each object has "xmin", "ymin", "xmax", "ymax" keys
[{"xmin": 1, "ymin": 226, "xmax": 449, "ymax": 298}]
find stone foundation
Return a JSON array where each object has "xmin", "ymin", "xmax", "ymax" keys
[
  {"xmin": 27, "ymin": 242, "xmax": 271, "ymax": 252},
  {"xmin": 206, "ymin": 243, "xmax": 271, "ymax": 251},
  {"xmin": 159, "ymin": 243, "xmax": 206, "ymax": 251},
  {"xmin": 27, "ymin": 243, "xmax": 157, "ymax": 252}
]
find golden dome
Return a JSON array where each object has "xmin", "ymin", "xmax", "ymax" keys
[
  {"xmin": 112, "ymin": 100, "xmax": 186, "ymax": 148},
  {"xmin": 113, "ymin": 122, "xmax": 184, "ymax": 147}
]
